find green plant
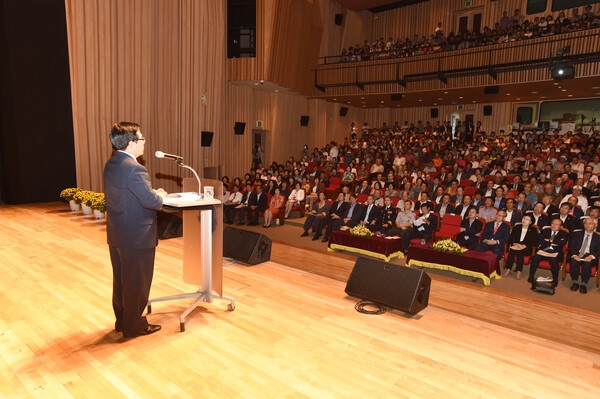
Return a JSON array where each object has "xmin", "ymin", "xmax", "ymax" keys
[
  {"xmin": 60, "ymin": 188, "xmax": 81, "ymax": 202},
  {"xmin": 90, "ymin": 192, "xmax": 106, "ymax": 213}
]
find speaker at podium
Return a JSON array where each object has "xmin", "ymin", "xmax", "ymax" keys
[{"xmin": 223, "ymin": 227, "xmax": 271, "ymax": 265}]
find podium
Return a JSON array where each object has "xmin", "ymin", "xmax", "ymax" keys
[{"xmin": 148, "ymin": 178, "xmax": 235, "ymax": 331}]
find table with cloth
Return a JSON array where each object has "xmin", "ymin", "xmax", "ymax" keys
[
  {"xmin": 407, "ymin": 242, "xmax": 501, "ymax": 285},
  {"xmin": 328, "ymin": 230, "xmax": 404, "ymax": 262}
]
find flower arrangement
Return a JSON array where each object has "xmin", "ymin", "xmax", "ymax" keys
[
  {"xmin": 73, "ymin": 190, "xmax": 94, "ymax": 206},
  {"xmin": 60, "ymin": 188, "xmax": 81, "ymax": 202},
  {"xmin": 90, "ymin": 192, "xmax": 106, "ymax": 213},
  {"xmin": 432, "ymin": 239, "xmax": 466, "ymax": 254},
  {"xmin": 348, "ymin": 224, "xmax": 373, "ymax": 238}
]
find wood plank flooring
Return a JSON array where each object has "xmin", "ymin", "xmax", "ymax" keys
[{"xmin": 1, "ymin": 202, "xmax": 600, "ymax": 398}]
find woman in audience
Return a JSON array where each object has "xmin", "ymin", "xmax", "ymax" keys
[
  {"xmin": 342, "ymin": 165, "xmax": 355, "ymax": 186},
  {"xmin": 502, "ymin": 215, "xmax": 539, "ymax": 280},
  {"xmin": 263, "ymin": 188, "xmax": 285, "ymax": 228},
  {"xmin": 300, "ymin": 192, "xmax": 330, "ymax": 240},
  {"xmin": 306, "ymin": 176, "xmax": 322, "ymax": 209},
  {"xmin": 285, "ymin": 182, "xmax": 305, "ymax": 218}
]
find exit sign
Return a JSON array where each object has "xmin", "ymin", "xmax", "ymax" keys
[
  {"xmin": 458, "ymin": 104, "xmax": 464, "ymax": 110},
  {"xmin": 465, "ymin": 0, "xmax": 471, "ymax": 7}
]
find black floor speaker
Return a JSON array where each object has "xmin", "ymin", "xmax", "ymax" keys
[
  {"xmin": 157, "ymin": 210, "xmax": 183, "ymax": 239},
  {"xmin": 345, "ymin": 258, "xmax": 430, "ymax": 315},
  {"xmin": 223, "ymin": 227, "xmax": 271, "ymax": 265}
]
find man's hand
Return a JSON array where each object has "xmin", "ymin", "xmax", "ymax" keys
[{"xmin": 154, "ymin": 188, "xmax": 168, "ymax": 198}]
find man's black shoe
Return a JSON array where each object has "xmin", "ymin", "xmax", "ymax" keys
[{"xmin": 123, "ymin": 324, "xmax": 161, "ymax": 338}]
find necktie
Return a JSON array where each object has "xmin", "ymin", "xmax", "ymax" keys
[
  {"xmin": 348, "ymin": 204, "xmax": 354, "ymax": 217},
  {"xmin": 579, "ymin": 234, "xmax": 590, "ymax": 258},
  {"xmin": 493, "ymin": 223, "xmax": 499, "ymax": 235},
  {"xmin": 550, "ymin": 231, "xmax": 556, "ymax": 242},
  {"xmin": 469, "ymin": 220, "xmax": 473, "ymax": 228}
]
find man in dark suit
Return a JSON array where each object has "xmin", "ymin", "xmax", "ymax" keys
[
  {"xmin": 568, "ymin": 217, "xmax": 600, "ymax": 294},
  {"xmin": 528, "ymin": 219, "xmax": 569, "ymax": 286},
  {"xmin": 515, "ymin": 192, "xmax": 532, "ymax": 213},
  {"xmin": 550, "ymin": 203, "xmax": 576, "ymax": 232},
  {"xmin": 434, "ymin": 194, "xmax": 455, "ymax": 219},
  {"xmin": 338, "ymin": 194, "xmax": 363, "ymax": 230},
  {"xmin": 457, "ymin": 208, "xmax": 483, "ymax": 250},
  {"xmin": 104, "ymin": 122, "xmax": 165, "ymax": 338},
  {"xmin": 525, "ymin": 202, "xmax": 550, "ymax": 229},
  {"xmin": 246, "ymin": 184, "xmax": 268, "ymax": 225},
  {"xmin": 234, "ymin": 183, "xmax": 253, "ymax": 225},
  {"xmin": 319, "ymin": 192, "xmax": 348, "ymax": 242},
  {"xmin": 454, "ymin": 195, "xmax": 477, "ymax": 219},
  {"xmin": 359, "ymin": 194, "xmax": 381, "ymax": 229},
  {"xmin": 403, "ymin": 203, "xmax": 438, "ymax": 252},
  {"xmin": 475, "ymin": 210, "xmax": 511, "ymax": 259}
]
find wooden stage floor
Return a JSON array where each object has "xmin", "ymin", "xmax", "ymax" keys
[{"xmin": 1, "ymin": 203, "xmax": 599, "ymax": 398}]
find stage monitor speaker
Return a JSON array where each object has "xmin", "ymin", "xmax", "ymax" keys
[
  {"xmin": 340, "ymin": 107, "xmax": 348, "ymax": 116},
  {"xmin": 390, "ymin": 93, "xmax": 403, "ymax": 101},
  {"xmin": 483, "ymin": 105, "xmax": 493, "ymax": 116},
  {"xmin": 223, "ymin": 227, "xmax": 271, "ymax": 265},
  {"xmin": 484, "ymin": 85, "xmax": 499, "ymax": 94},
  {"xmin": 334, "ymin": 13, "xmax": 343, "ymax": 25},
  {"xmin": 345, "ymin": 258, "xmax": 430, "ymax": 315},
  {"xmin": 201, "ymin": 131, "xmax": 214, "ymax": 147},
  {"xmin": 157, "ymin": 210, "xmax": 183, "ymax": 239},
  {"xmin": 430, "ymin": 108, "xmax": 438, "ymax": 118},
  {"xmin": 234, "ymin": 122, "xmax": 246, "ymax": 135},
  {"xmin": 300, "ymin": 115, "xmax": 309, "ymax": 126}
]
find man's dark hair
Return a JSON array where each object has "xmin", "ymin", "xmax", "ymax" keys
[{"xmin": 109, "ymin": 121, "xmax": 140, "ymax": 150}]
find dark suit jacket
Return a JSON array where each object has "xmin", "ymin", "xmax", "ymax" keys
[
  {"xmin": 378, "ymin": 205, "xmax": 398, "ymax": 228},
  {"xmin": 505, "ymin": 209, "xmax": 522, "ymax": 226},
  {"xmin": 104, "ymin": 151, "xmax": 163, "ymax": 249},
  {"xmin": 515, "ymin": 202, "xmax": 531, "ymax": 213},
  {"xmin": 454, "ymin": 204, "xmax": 477, "ymax": 219},
  {"xmin": 569, "ymin": 230, "xmax": 600, "ymax": 260},
  {"xmin": 329, "ymin": 200, "xmax": 348, "ymax": 218},
  {"xmin": 360, "ymin": 204, "xmax": 381, "ymax": 224},
  {"xmin": 508, "ymin": 224, "xmax": 539, "ymax": 248},
  {"xmin": 551, "ymin": 213, "xmax": 576, "ymax": 232},
  {"xmin": 460, "ymin": 218, "xmax": 483, "ymax": 235},
  {"xmin": 543, "ymin": 204, "xmax": 559, "ymax": 217},
  {"xmin": 536, "ymin": 228, "xmax": 568, "ymax": 256},
  {"xmin": 435, "ymin": 203, "xmax": 456, "ymax": 216},
  {"xmin": 248, "ymin": 191, "xmax": 268, "ymax": 212},
  {"xmin": 481, "ymin": 221, "xmax": 511, "ymax": 247},
  {"xmin": 525, "ymin": 211, "xmax": 550, "ymax": 229},
  {"xmin": 492, "ymin": 197, "xmax": 507, "ymax": 210},
  {"xmin": 413, "ymin": 212, "xmax": 439, "ymax": 237},
  {"xmin": 343, "ymin": 202, "xmax": 363, "ymax": 227}
]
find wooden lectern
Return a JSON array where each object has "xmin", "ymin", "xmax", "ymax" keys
[{"xmin": 147, "ymin": 178, "xmax": 234, "ymax": 331}]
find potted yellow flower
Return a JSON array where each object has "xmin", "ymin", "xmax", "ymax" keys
[
  {"xmin": 90, "ymin": 192, "xmax": 106, "ymax": 219},
  {"xmin": 60, "ymin": 188, "xmax": 82, "ymax": 211}
]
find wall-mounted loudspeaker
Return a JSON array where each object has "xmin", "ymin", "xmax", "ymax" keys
[
  {"xmin": 345, "ymin": 258, "xmax": 431, "ymax": 315},
  {"xmin": 234, "ymin": 122, "xmax": 246, "ymax": 135},
  {"xmin": 201, "ymin": 131, "xmax": 214, "ymax": 147},
  {"xmin": 300, "ymin": 115, "xmax": 309, "ymax": 126},
  {"xmin": 223, "ymin": 227, "xmax": 272, "ymax": 265},
  {"xmin": 340, "ymin": 107, "xmax": 348, "ymax": 116},
  {"xmin": 430, "ymin": 108, "xmax": 438, "ymax": 118},
  {"xmin": 483, "ymin": 105, "xmax": 493, "ymax": 116},
  {"xmin": 484, "ymin": 85, "xmax": 499, "ymax": 94},
  {"xmin": 334, "ymin": 13, "xmax": 343, "ymax": 25},
  {"xmin": 390, "ymin": 93, "xmax": 403, "ymax": 101}
]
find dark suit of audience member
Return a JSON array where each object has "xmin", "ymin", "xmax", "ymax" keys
[
  {"xmin": 476, "ymin": 215, "xmax": 511, "ymax": 259},
  {"xmin": 234, "ymin": 187, "xmax": 253, "ymax": 224},
  {"xmin": 454, "ymin": 203, "xmax": 476, "ymax": 219},
  {"xmin": 504, "ymin": 209, "xmax": 522, "ymax": 226},
  {"xmin": 525, "ymin": 210, "xmax": 550, "ymax": 230},
  {"xmin": 568, "ymin": 220, "xmax": 600, "ymax": 292},
  {"xmin": 434, "ymin": 203, "xmax": 455, "ymax": 219},
  {"xmin": 528, "ymin": 225, "xmax": 568, "ymax": 285},
  {"xmin": 339, "ymin": 200, "xmax": 363, "ymax": 229},
  {"xmin": 515, "ymin": 201, "xmax": 531, "ymax": 213},
  {"xmin": 503, "ymin": 219, "xmax": 539, "ymax": 275},
  {"xmin": 457, "ymin": 217, "xmax": 483, "ymax": 250},
  {"xmin": 317, "ymin": 196, "xmax": 348, "ymax": 242},
  {"xmin": 403, "ymin": 206, "xmax": 438, "ymax": 253},
  {"xmin": 246, "ymin": 186, "xmax": 268, "ymax": 225},
  {"xmin": 359, "ymin": 201, "xmax": 381, "ymax": 228},
  {"xmin": 542, "ymin": 204, "xmax": 559, "ymax": 218},
  {"xmin": 551, "ymin": 213, "xmax": 576, "ymax": 233}
]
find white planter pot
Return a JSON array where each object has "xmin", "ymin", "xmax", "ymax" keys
[
  {"xmin": 69, "ymin": 200, "xmax": 80, "ymax": 212},
  {"xmin": 93, "ymin": 210, "xmax": 105, "ymax": 219},
  {"xmin": 81, "ymin": 204, "xmax": 92, "ymax": 215}
]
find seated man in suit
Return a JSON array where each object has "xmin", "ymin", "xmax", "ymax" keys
[
  {"xmin": 568, "ymin": 217, "xmax": 600, "ymax": 294},
  {"xmin": 503, "ymin": 198, "xmax": 522, "ymax": 226},
  {"xmin": 376, "ymin": 196, "xmax": 398, "ymax": 234},
  {"xmin": 318, "ymin": 192, "xmax": 348, "ymax": 242},
  {"xmin": 515, "ymin": 192, "xmax": 532, "ymax": 213},
  {"xmin": 434, "ymin": 193, "xmax": 455, "ymax": 220},
  {"xmin": 457, "ymin": 208, "xmax": 483, "ymax": 250},
  {"xmin": 402, "ymin": 203, "xmax": 438, "ymax": 254},
  {"xmin": 454, "ymin": 194, "xmax": 476, "ymax": 219},
  {"xmin": 358, "ymin": 194, "xmax": 381, "ymax": 230},
  {"xmin": 475, "ymin": 210, "xmax": 510, "ymax": 259},
  {"xmin": 385, "ymin": 200, "xmax": 416, "ymax": 243},
  {"xmin": 333, "ymin": 194, "xmax": 363, "ymax": 234},
  {"xmin": 551, "ymin": 202, "xmax": 576, "ymax": 232},
  {"xmin": 528, "ymin": 218, "xmax": 568, "ymax": 287},
  {"xmin": 245, "ymin": 184, "xmax": 268, "ymax": 226},
  {"xmin": 525, "ymin": 202, "xmax": 550, "ymax": 230}
]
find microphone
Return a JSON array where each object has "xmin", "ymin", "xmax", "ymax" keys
[{"xmin": 155, "ymin": 150, "xmax": 183, "ymax": 161}]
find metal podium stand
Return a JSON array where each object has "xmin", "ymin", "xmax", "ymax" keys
[{"xmin": 147, "ymin": 178, "xmax": 234, "ymax": 331}]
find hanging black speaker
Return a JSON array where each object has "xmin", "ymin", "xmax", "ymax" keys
[
  {"xmin": 430, "ymin": 108, "xmax": 438, "ymax": 118},
  {"xmin": 483, "ymin": 105, "xmax": 493, "ymax": 116},
  {"xmin": 340, "ymin": 107, "xmax": 348, "ymax": 116},
  {"xmin": 334, "ymin": 13, "xmax": 343, "ymax": 25},
  {"xmin": 300, "ymin": 115, "xmax": 309, "ymax": 126},
  {"xmin": 234, "ymin": 122, "xmax": 246, "ymax": 135},
  {"xmin": 201, "ymin": 131, "xmax": 214, "ymax": 147}
]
